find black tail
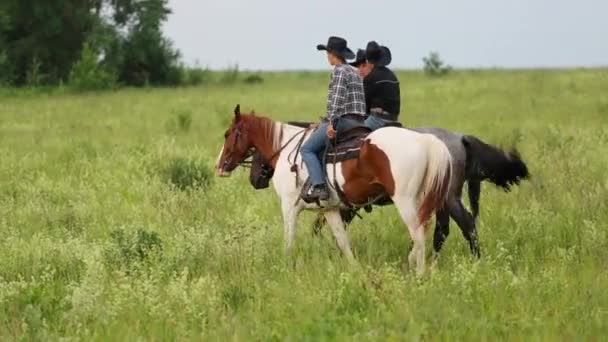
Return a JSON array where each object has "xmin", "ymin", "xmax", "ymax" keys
[
  {"xmin": 467, "ymin": 179, "xmax": 481, "ymax": 220},
  {"xmin": 462, "ymin": 135, "xmax": 530, "ymax": 192}
]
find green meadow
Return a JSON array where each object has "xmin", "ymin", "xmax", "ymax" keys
[{"xmin": 0, "ymin": 68, "xmax": 607, "ymax": 340}]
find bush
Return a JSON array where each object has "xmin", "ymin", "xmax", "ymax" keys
[
  {"xmin": 116, "ymin": 27, "xmax": 182, "ymax": 87},
  {"xmin": 165, "ymin": 64, "xmax": 185, "ymax": 86},
  {"xmin": 176, "ymin": 111, "xmax": 192, "ymax": 131},
  {"xmin": 165, "ymin": 109, "xmax": 193, "ymax": 133},
  {"xmin": 243, "ymin": 74, "xmax": 264, "ymax": 84},
  {"xmin": 69, "ymin": 44, "xmax": 117, "ymax": 91},
  {"xmin": 185, "ymin": 67, "xmax": 211, "ymax": 86},
  {"xmin": 0, "ymin": 51, "xmax": 11, "ymax": 86},
  {"xmin": 25, "ymin": 56, "xmax": 45, "ymax": 87},
  {"xmin": 104, "ymin": 228, "xmax": 163, "ymax": 271},
  {"xmin": 0, "ymin": 11, "xmax": 12, "ymax": 85},
  {"xmin": 220, "ymin": 64, "xmax": 239, "ymax": 84},
  {"xmin": 161, "ymin": 157, "xmax": 212, "ymax": 191},
  {"xmin": 423, "ymin": 52, "xmax": 452, "ymax": 77}
]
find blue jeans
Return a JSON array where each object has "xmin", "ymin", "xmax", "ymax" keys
[
  {"xmin": 364, "ymin": 114, "xmax": 393, "ymax": 131},
  {"xmin": 301, "ymin": 117, "xmax": 367, "ymax": 186},
  {"xmin": 301, "ymin": 122, "xmax": 330, "ymax": 186}
]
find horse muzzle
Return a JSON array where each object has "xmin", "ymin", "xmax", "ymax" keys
[{"xmin": 216, "ymin": 167, "xmax": 232, "ymax": 177}]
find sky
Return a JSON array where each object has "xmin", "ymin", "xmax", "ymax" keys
[{"xmin": 163, "ymin": 0, "xmax": 608, "ymax": 70}]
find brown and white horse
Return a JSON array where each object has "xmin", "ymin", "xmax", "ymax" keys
[{"xmin": 216, "ymin": 105, "xmax": 452, "ymax": 274}]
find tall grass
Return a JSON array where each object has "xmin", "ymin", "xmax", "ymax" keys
[{"xmin": 0, "ymin": 69, "xmax": 607, "ymax": 339}]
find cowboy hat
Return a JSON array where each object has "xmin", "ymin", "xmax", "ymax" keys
[
  {"xmin": 316, "ymin": 36, "xmax": 355, "ymax": 60},
  {"xmin": 365, "ymin": 41, "xmax": 392, "ymax": 67},
  {"xmin": 349, "ymin": 49, "xmax": 367, "ymax": 67}
]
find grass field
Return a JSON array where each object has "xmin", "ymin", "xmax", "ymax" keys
[{"xmin": 1, "ymin": 68, "xmax": 607, "ymax": 340}]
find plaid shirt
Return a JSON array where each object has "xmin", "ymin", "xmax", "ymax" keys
[{"xmin": 326, "ymin": 64, "xmax": 366, "ymax": 121}]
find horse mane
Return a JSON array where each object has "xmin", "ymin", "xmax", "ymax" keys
[{"xmin": 241, "ymin": 113, "xmax": 283, "ymax": 152}]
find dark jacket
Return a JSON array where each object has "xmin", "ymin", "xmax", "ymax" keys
[{"xmin": 364, "ymin": 66, "xmax": 400, "ymax": 120}]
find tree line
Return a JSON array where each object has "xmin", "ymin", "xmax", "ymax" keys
[{"xmin": 0, "ymin": 0, "xmax": 192, "ymax": 89}]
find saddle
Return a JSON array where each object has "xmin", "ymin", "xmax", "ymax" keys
[
  {"xmin": 324, "ymin": 120, "xmax": 403, "ymax": 163},
  {"xmin": 325, "ymin": 126, "xmax": 371, "ymax": 163},
  {"xmin": 300, "ymin": 120, "xmax": 403, "ymax": 205}
]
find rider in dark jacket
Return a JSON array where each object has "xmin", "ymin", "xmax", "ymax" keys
[{"xmin": 350, "ymin": 41, "xmax": 401, "ymax": 130}]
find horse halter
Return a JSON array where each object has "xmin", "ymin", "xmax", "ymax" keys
[
  {"xmin": 225, "ymin": 121, "xmax": 310, "ymax": 171},
  {"xmin": 220, "ymin": 120, "xmax": 251, "ymax": 169}
]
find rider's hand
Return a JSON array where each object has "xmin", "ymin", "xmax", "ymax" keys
[{"xmin": 326, "ymin": 124, "xmax": 336, "ymax": 139}]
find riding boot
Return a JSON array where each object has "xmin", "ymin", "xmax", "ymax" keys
[{"xmin": 304, "ymin": 183, "xmax": 330, "ymax": 201}]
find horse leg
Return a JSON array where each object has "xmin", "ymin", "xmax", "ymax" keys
[
  {"xmin": 312, "ymin": 208, "xmax": 356, "ymax": 237},
  {"xmin": 323, "ymin": 210, "xmax": 356, "ymax": 264},
  {"xmin": 448, "ymin": 198, "xmax": 480, "ymax": 258},
  {"xmin": 394, "ymin": 197, "xmax": 426, "ymax": 275},
  {"xmin": 432, "ymin": 207, "xmax": 451, "ymax": 258},
  {"xmin": 281, "ymin": 201, "xmax": 300, "ymax": 256}
]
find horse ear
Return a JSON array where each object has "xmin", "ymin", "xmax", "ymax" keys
[{"xmin": 234, "ymin": 104, "xmax": 241, "ymax": 120}]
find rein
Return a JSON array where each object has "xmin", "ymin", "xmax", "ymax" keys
[
  {"xmin": 267, "ymin": 126, "xmax": 309, "ymax": 167},
  {"xmin": 238, "ymin": 125, "xmax": 309, "ymax": 175},
  {"xmin": 288, "ymin": 128, "xmax": 311, "ymax": 188},
  {"xmin": 238, "ymin": 149, "xmax": 256, "ymax": 168}
]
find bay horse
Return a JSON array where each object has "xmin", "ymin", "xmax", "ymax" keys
[
  {"xmin": 216, "ymin": 105, "xmax": 452, "ymax": 274},
  {"xmin": 249, "ymin": 125, "xmax": 529, "ymax": 258}
]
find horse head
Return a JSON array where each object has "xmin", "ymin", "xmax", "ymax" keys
[{"xmin": 216, "ymin": 104, "xmax": 255, "ymax": 177}]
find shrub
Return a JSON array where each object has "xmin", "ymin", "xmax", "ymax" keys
[
  {"xmin": 25, "ymin": 56, "xmax": 45, "ymax": 86},
  {"xmin": 165, "ymin": 109, "xmax": 193, "ymax": 134},
  {"xmin": 423, "ymin": 52, "xmax": 452, "ymax": 77},
  {"xmin": 243, "ymin": 74, "xmax": 264, "ymax": 84},
  {"xmin": 220, "ymin": 64, "xmax": 240, "ymax": 84},
  {"xmin": 176, "ymin": 111, "xmax": 192, "ymax": 132},
  {"xmin": 69, "ymin": 44, "xmax": 117, "ymax": 91},
  {"xmin": 165, "ymin": 64, "xmax": 185, "ymax": 86},
  {"xmin": 161, "ymin": 157, "xmax": 212, "ymax": 191},
  {"xmin": 0, "ymin": 51, "xmax": 11, "ymax": 86},
  {"xmin": 185, "ymin": 67, "xmax": 211, "ymax": 86},
  {"xmin": 104, "ymin": 228, "xmax": 163, "ymax": 270}
]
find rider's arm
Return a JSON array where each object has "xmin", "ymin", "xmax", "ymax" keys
[
  {"xmin": 363, "ymin": 74, "xmax": 374, "ymax": 113},
  {"xmin": 326, "ymin": 66, "xmax": 348, "ymax": 123}
]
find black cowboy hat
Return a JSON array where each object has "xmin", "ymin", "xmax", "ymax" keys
[
  {"xmin": 365, "ymin": 41, "xmax": 392, "ymax": 67},
  {"xmin": 316, "ymin": 36, "xmax": 355, "ymax": 60},
  {"xmin": 349, "ymin": 49, "xmax": 367, "ymax": 67}
]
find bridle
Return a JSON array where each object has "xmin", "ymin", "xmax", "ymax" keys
[
  {"xmin": 220, "ymin": 121, "xmax": 252, "ymax": 170},
  {"xmin": 223, "ymin": 122, "xmax": 310, "ymax": 170},
  {"xmin": 238, "ymin": 148, "xmax": 256, "ymax": 168}
]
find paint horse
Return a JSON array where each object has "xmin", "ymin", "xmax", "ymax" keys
[
  {"xmin": 249, "ymin": 126, "xmax": 530, "ymax": 258},
  {"xmin": 216, "ymin": 105, "xmax": 452, "ymax": 274}
]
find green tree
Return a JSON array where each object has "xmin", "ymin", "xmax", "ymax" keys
[
  {"xmin": 0, "ymin": 9, "xmax": 12, "ymax": 85},
  {"xmin": 0, "ymin": 0, "xmax": 181, "ymax": 87},
  {"xmin": 423, "ymin": 51, "xmax": 452, "ymax": 77},
  {"xmin": 69, "ymin": 43, "xmax": 117, "ymax": 91},
  {"xmin": 107, "ymin": 0, "xmax": 182, "ymax": 86},
  {"xmin": 0, "ymin": 0, "xmax": 98, "ymax": 85}
]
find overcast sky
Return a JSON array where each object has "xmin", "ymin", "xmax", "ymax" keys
[{"xmin": 163, "ymin": 0, "xmax": 608, "ymax": 70}]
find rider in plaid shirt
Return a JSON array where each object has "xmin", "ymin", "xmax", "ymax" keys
[
  {"xmin": 301, "ymin": 36, "xmax": 366, "ymax": 202},
  {"xmin": 326, "ymin": 64, "xmax": 366, "ymax": 124}
]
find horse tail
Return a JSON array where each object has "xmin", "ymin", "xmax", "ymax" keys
[
  {"xmin": 417, "ymin": 136, "xmax": 453, "ymax": 226},
  {"xmin": 462, "ymin": 135, "xmax": 529, "ymax": 192}
]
